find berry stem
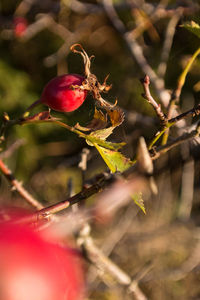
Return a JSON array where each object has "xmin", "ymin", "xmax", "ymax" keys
[{"xmin": 23, "ymin": 98, "xmax": 42, "ymax": 117}]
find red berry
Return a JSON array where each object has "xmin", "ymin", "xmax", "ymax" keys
[
  {"xmin": 40, "ymin": 74, "xmax": 87, "ymax": 112},
  {"xmin": 13, "ymin": 17, "xmax": 28, "ymax": 37},
  {"xmin": 0, "ymin": 209, "xmax": 84, "ymax": 300}
]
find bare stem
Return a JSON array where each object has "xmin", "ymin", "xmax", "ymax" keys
[
  {"xmin": 23, "ymin": 98, "xmax": 42, "ymax": 116},
  {"xmin": 0, "ymin": 159, "xmax": 43, "ymax": 210},
  {"xmin": 148, "ymin": 103, "xmax": 200, "ymax": 149},
  {"xmin": 78, "ymin": 226, "xmax": 147, "ymax": 300},
  {"xmin": 172, "ymin": 47, "xmax": 200, "ymax": 104},
  {"xmin": 150, "ymin": 122, "xmax": 200, "ymax": 159},
  {"xmin": 168, "ymin": 104, "xmax": 200, "ymax": 124},
  {"xmin": 0, "ymin": 139, "xmax": 25, "ymax": 159},
  {"xmin": 102, "ymin": 0, "xmax": 170, "ymax": 106},
  {"xmin": 13, "ymin": 173, "xmax": 110, "ymax": 224},
  {"xmin": 141, "ymin": 75, "xmax": 167, "ymax": 125},
  {"xmin": 163, "ymin": 47, "xmax": 200, "ymax": 144},
  {"xmin": 157, "ymin": 13, "xmax": 181, "ymax": 78}
]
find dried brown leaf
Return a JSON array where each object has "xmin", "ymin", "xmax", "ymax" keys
[
  {"xmin": 107, "ymin": 108, "xmax": 125, "ymax": 127},
  {"xmin": 87, "ymin": 108, "xmax": 108, "ymax": 130}
]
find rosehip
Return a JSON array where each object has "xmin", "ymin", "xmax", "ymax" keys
[
  {"xmin": 0, "ymin": 210, "xmax": 84, "ymax": 300},
  {"xmin": 13, "ymin": 17, "xmax": 28, "ymax": 37},
  {"xmin": 40, "ymin": 74, "xmax": 87, "ymax": 112}
]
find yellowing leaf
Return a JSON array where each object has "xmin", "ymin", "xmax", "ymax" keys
[
  {"xmin": 94, "ymin": 143, "xmax": 134, "ymax": 173},
  {"xmin": 90, "ymin": 127, "xmax": 114, "ymax": 140},
  {"xmin": 85, "ymin": 134, "xmax": 125, "ymax": 150},
  {"xmin": 107, "ymin": 108, "xmax": 125, "ymax": 127}
]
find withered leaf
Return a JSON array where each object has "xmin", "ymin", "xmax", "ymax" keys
[
  {"xmin": 107, "ymin": 108, "xmax": 125, "ymax": 127},
  {"xmin": 87, "ymin": 108, "xmax": 108, "ymax": 130}
]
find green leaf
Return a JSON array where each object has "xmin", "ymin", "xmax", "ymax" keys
[
  {"xmin": 181, "ymin": 21, "xmax": 200, "ymax": 39},
  {"xmin": 90, "ymin": 127, "xmax": 115, "ymax": 140},
  {"xmin": 94, "ymin": 143, "xmax": 134, "ymax": 173},
  {"xmin": 131, "ymin": 192, "xmax": 146, "ymax": 214},
  {"xmin": 86, "ymin": 136, "xmax": 125, "ymax": 150}
]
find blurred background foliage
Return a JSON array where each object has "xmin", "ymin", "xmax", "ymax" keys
[{"xmin": 0, "ymin": 0, "xmax": 200, "ymax": 299}]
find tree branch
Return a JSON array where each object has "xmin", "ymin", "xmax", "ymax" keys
[
  {"xmin": 150, "ymin": 122, "xmax": 200, "ymax": 159},
  {"xmin": 101, "ymin": 0, "xmax": 170, "ymax": 106},
  {"xmin": 157, "ymin": 13, "xmax": 181, "ymax": 78},
  {"xmin": 78, "ymin": 225, "xmax": 147, "ymax": 300},
  {"xmin": 141, "ymin": 75, "xmax": 167, "ymax": 125},
  {"xmin": 0, "ymin": 159, "xmax": 43, "ymax": 210},
  {"xmin": 168, "ymin": 103, "xmax": 200, "ymax": 124}
]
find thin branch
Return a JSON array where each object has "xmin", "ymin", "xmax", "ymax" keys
[
  {"xmin": 101, "ymin": 0, "xmax": 170, "ymax": 106},
  {"xmin": 124, "ymin": 4, "xmax": 194, "ymax": 41},
  {"xmin": 79, "ymin": 230, "xmax": 131, "ymax": 285},
  {"xmin": 171, "ymin": 47, "xmax": 200, "ymax": 104},
  {"xmin": 21, "ymin": 14, "xmax": 72, "ymax": 42},
  {"xmin": 178, "ymin": 158, "xmax": 194, "ymax": 220},
  {"xmin": 148, "ymin": 103, "xmax": 200, "ymax": 149},
  {"xmin": 162, "ymin": 47, "xmax": 200, "ymax": 144},
  {"xmin": 15, "ymin": 0, "xmax": 35, "ymax": 16},
  {"xmin": 87, "ymin": 206, "xmax": 138, "ymax": 290},
  {"xmin": 0, "ymin": 159, "xmax": 43, "ymax": 210},
  {"xmin": 13, "ymin": 173, "xmax": 111, "ymax": 224},
  {"xmin": 143, "ymin": 238, "xmax": 200, "ymax": 282},
  {"xmin": 129, "ymin": 8, "xmax": 160, "ymax": 41},
  {"xmin": 141, "ymin": 75, "xmax": 167, "ymax": 125},
  {"xmin": 66, "ymin": 0, "xmax": 198, "ymax": 17},
  {"xmin": 150, "ymin": 122, "xmax": 200, "ymax": 159},
  {"xmin": 78, "ymin": 226, "xmax": 147, "ymax": 300},
  {"xmin": 157, "ymin": 13, "xmax": 181, "ymax": 78},
  {"xmin": 0, "ymin": 139, "xmax": 25, "ymax": 159},
  {"xmin": 168, "ymin": 103, "xmax": 200, "ymax": 124}
]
